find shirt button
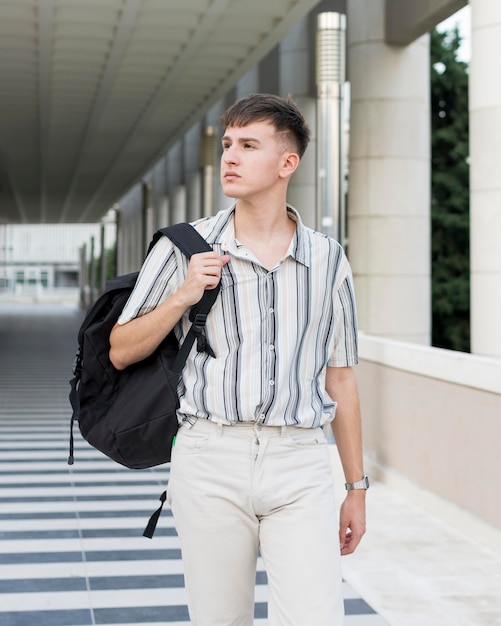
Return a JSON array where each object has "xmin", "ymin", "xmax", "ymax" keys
[
  {"xmin": 269, "ymin": 345, "xmax": 275, "ymax": 351},
  {"xmin": 269, "ymin": 308, "xmax": 274, "ymax": 314},
  {"xmin": 269, "ymin": 380, "xmax": 275, "ymax": 386}
]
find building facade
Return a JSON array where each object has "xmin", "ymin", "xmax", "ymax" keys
[{"xmin": 0, "ymin": 222, "xmax": 116, "ymax": 300}]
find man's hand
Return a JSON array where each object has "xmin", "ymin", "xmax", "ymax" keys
[
  {"xmin": 110, "ymin": 251, "xmax": 230, "ymax": 370},
  {"xmin": 339, "ymin": 490, "xmax": 366, "ymax": 555},
  {"xmin": 176, "ymin": 252, "xmax": 230, "ymax": 308}
]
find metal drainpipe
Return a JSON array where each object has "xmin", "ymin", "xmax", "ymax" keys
[{"xmin": 316, "ymin": 12, "xmax": 346, "ymax": 244}]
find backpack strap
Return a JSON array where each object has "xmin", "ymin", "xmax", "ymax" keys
[{"xmin": 151, "ymin": 223, "xmax": 221, "ymax": 373}]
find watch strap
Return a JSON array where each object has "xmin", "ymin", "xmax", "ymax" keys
[{"xmin": 345, "ymin": 475, "xmax": 369, "ymax": 491}]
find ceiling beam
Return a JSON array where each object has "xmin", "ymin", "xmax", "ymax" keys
[
  {"xmin": 38, "ymin": 0, "xmax": 54, "ymax": 222},
  {"xmin": 386, "ymin": 0, "xmax": 468, "ymax": 46}
]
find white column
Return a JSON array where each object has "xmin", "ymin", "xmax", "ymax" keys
[
  {"xmin": 167, "ymin": 143, "xmax": 186, "ymax": 224},
  {"xmin": 206, "ymin": 100, "xmax": 228, "ymax": 215},
  {"xmin": 119, "ymin": 185, "xmax": 144, "ymax": 273},
  {"xmin": 347, "ymin": 0, "xmax": 431, "ymax": 344},
  {"xmin": 469, "ymin": 0, "xmax": 501, "ymax": 357},
  {"xmin": 186, "ymin": 170, "xmax": 202, "ymax": 222},
  {"xmin": 158, "ymin": 196, "xmax": 169, "ymax": 228},
  {"xmin": 151, "ymin": 158, "xmax": 168, "ymax": 230},
  {"xmin": 184, "ymin": 122, "xmax": 202, "ymax": 222},
  {"xmin": 170, "ymin": 186, "xmax": 186, "ymax": 225}
]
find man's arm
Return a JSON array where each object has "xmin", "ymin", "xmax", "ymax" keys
[
  {"xmin": 109, "ymin": 251, "xmax": 229, "ymax": 370},
  {"xmin": 325, "ymin": 365, "xmax": 366, "ymax": 556}
]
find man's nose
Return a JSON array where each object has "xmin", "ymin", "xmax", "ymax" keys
[{"xmin": 223, "ymin": 147, "xmax": 238, "ymax": 164}]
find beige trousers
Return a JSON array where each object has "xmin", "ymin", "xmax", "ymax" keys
[{"xmin": 167, "ymin": 419, "xmax": 344, "ymax": 625}]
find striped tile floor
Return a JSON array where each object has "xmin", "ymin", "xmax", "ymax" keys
[{"xmin": 0, "ymin": 303, "xmax": 387, "ymax": 625}]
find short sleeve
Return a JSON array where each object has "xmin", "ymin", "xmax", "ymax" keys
[
  {"xmin": 327, "ymin": 268, "xmax": 359, "ymax": 367},
  {"xmin": 117, "ymin": 236, "xmax": 181, "ymax": 325}
]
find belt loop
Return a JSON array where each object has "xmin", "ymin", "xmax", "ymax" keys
[
  {"xmin": 216, "ymin": 422, "xmax": 223, "ymax": 437},
  {"xmin": 281, "ymin": 425, "xmax": 287, "ymax": 437}
]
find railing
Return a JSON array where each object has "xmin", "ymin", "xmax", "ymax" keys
[{"xmin": 357, "ymin": 333, "xmax": 501, "ymax": 555}]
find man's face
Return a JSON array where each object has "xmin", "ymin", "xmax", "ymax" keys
[{"xmin": 220, "ymin": 121, "xmax": 292, "ymax": 201}]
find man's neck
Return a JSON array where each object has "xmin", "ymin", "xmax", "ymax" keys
[{"xmin": 233, "ymin": 201, "xmax": 296, "ymax": 269}]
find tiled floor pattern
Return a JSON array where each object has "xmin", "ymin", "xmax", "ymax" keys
[{"xmin": 0, "ymin": 304, "xmax": 387, "ymax": 625}]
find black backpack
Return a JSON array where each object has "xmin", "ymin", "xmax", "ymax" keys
[{"xmin": 68, "ymin": 223, "xmax": 220, "ymax": 473}]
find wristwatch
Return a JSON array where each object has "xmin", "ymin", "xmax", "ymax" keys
[{"xmin": 345, "ymin": 475, "xmax": 369, "ymax": 491}]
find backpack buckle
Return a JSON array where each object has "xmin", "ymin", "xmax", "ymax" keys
[
  {"xmin": 191, "ymin": 313, "xmax": 216, "ymax": 357},
  {"xmin": 72, "ymin": 347, "xmax": 82, "ymax": 376},
  {"xmin": 192, "ymin": 313, "xmax": 207, "ymax": 335}
]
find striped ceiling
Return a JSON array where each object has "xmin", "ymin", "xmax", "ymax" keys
[{"xmin": 0, "ymin": 0, "xmax": 320, "ymax": 223}]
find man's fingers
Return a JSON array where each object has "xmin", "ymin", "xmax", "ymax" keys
[
  {"xmin": 191, "ymin": 252, "xmax": 229, "ymax": 272},
  {"xmin": 188, "ymin": 252, "xmax": 230, "ymax": 290},
  {"xmin": 340, "ymin": 530, "xmax": 363, "ymax": 555}
]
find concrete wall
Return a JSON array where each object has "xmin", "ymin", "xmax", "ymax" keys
[{"xmin": 356, "ymin": 334, "xmax": 501, "ymax": 552}]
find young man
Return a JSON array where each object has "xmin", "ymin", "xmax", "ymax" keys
[{"xmin": 110, "ymin": 93, "xmax": 367, "ymax": 625}]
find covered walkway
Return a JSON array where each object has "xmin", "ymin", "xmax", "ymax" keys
[{"xmin": 0, "ymin": 303, "xmax": 387, "ymax": 625}]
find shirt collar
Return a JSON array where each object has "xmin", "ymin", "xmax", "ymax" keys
[{"xmin": 209, "ymin": 204, "xmax": 311, "ymax": 268}]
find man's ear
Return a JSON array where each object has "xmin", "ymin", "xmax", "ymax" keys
[{"xmin": 280, "ymin": 151, "xmax": 300, "ymax": 179}]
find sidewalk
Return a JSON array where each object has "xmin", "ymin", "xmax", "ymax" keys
[{"xmin": 330, "ymin": 452, "xmax": 501, "ymax": 626}]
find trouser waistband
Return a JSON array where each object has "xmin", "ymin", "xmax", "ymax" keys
[{"xmin": 189, "ymin": 417, "xmax": 323, "ymax": 439}]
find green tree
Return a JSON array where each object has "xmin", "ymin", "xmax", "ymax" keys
[{"xmin": 430, "ymin": 27, "xmax": 470, "ymax": 352}]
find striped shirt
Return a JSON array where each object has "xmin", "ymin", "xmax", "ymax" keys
[{"xmin": 118, "ymin": 205, "xmax": 358, "ymax": 429}]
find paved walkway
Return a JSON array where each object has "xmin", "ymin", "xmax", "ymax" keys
[
  {"xmin": 0, "ymin": 303, "xmax": 387, "ymax": 625},
  {"xmin": 330, "ymin": 457, "xmax": 501, "ymax": 626}
]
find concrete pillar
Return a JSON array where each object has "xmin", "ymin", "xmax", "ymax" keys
[
  {"xmin": 347, "ymin": 0, "xmax": 431, "ymax": 344},
  {"xmin": 184, "ymin": 122, "xmax": 202, "ymax": 222},
  {"xmin": 170, "ymin": 186, "xmax": 186, "ymax": 225},
  {"xmin": 469, "ymin": 0, "xmax": 501, "ymax": 357},
  {"xmin": 158, "ymin": 196, "xmax": 169, "ymax": 228},
  {"xmin": 151, "ymin": 158, "xmax": 167, "ymax": 230},
  {"xmin": 200, "ymin": 125, "xmax": 218, "ymax": 218},
  {"xmin": 142, "ymin": 181, "xmax": 154, "ymax": 254},
  {"xmin": 186, "ymin": 171, "xmax": 202, "ymax": 222},
  {"xmin": 278, "ymin": 18, "xmax": 317, "ymax": 228},
  {"xmin": 167, "ymin": 143, "xmax": 186, "ymax": 224},
  {"xmin": 118, "ymin": 185, "xmax": 144, "ymax": 273},
  {"xmin": 206, "ymin": 99, "xmax": 229, "ymax": 214},
  {"xmin": 132, "ymin": 208, "xmax": 144, "ymax": 269}
]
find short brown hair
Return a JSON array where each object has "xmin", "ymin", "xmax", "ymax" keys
[{"xmin": 220, "ymin": 93, "xmax": 311, "ymax": 159}]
